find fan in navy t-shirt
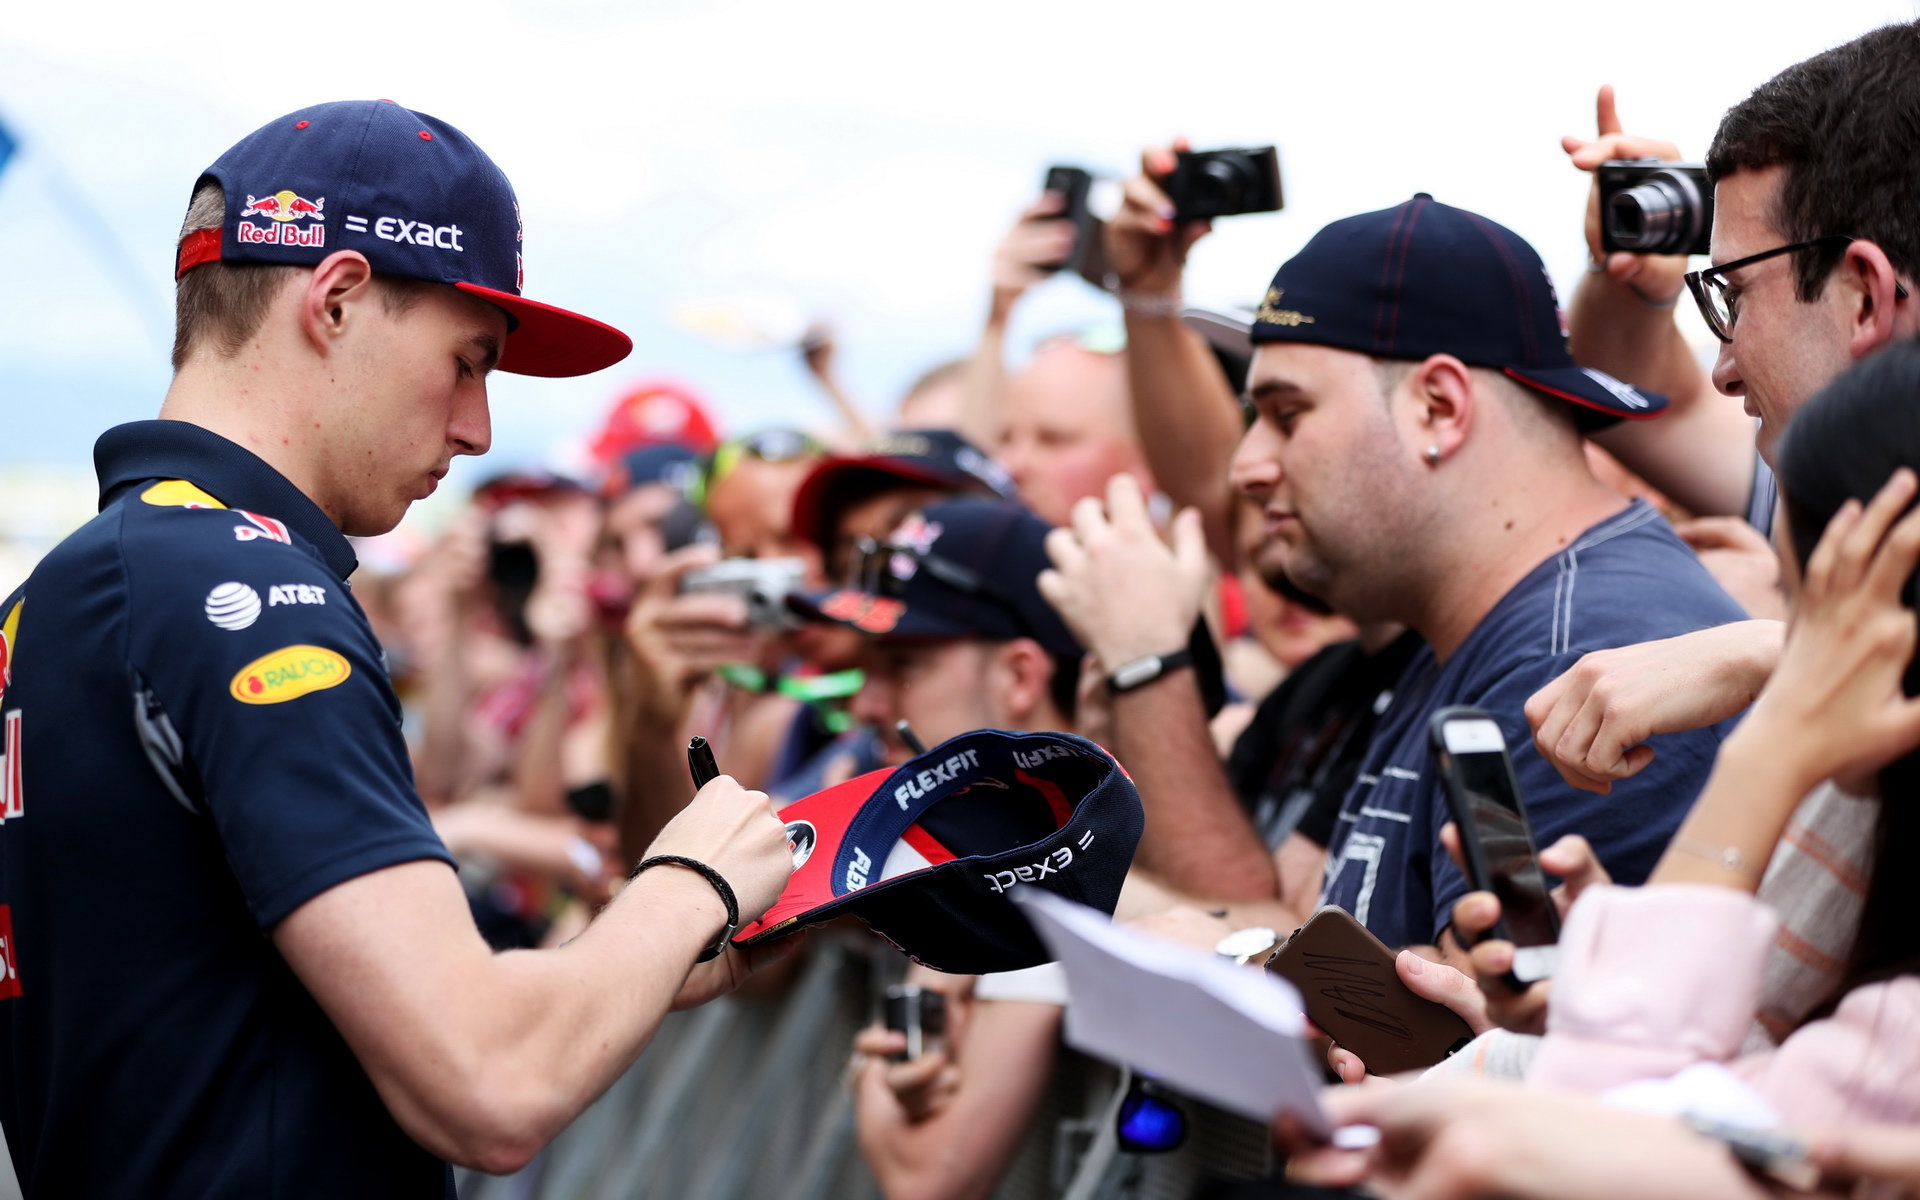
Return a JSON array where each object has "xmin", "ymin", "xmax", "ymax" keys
[
  {"xmin": 1317, "ymin": 502, "xmax": 1745, "ymax": 946},
  {"xmin": 1234, "ymin": 194, "xmax": 1749, "ymax": 953}
]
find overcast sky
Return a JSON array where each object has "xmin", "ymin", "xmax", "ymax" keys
[{"xmin": 2, "ymin": 0, "xmax": 1912, "ymax": 508}]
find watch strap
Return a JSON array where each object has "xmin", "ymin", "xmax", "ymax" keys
[{"xmin": 1108, "ymin": 648, "xmax": 1194, "ymax": 694}]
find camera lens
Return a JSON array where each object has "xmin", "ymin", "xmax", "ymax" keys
[
  {"xmin": 1196, "ymin": 155, "xmax": 1255, "ymax": 210},
  {"xmin": 1605, "ymin": 169, "xmax": 1706, "ymax": 255}
]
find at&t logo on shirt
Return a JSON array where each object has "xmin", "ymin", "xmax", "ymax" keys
[{"xmin": 205, "ymin": 583, "xmax": 262, "ymax": 631}]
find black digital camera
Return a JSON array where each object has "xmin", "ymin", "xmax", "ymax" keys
[
  {"xmin": 1598, "ymin": 159, "xmax": 1713, "ymax": 257},
  {"xmin": 1164, "ymin": 146, "xmax": 1283, "ymax": 222},
  {"xmin": 882, "ymin": 985, "xmax": 948, "ymax": 1061}
]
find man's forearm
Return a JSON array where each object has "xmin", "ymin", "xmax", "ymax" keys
[
  {"xmin": 277, "ymin": 861, "xmax": 725, "ymax": 1175},
  {"xmin": 1123, "ymin": 311, "xmax": 1245, "ymax": 560},
  {"xmin": 855, "ymin": 1001, "xmax": 1063, "ymax": 1200},
  {"xmin": 512, "ymin": 647, "xmax": 583, "ymax": 817},
  {"xmin": 1572, "ymin": 272, "xmax": 1756, "ymax": 518},
  {"xmin": 614, "ymin": 705, "xmax": 695, "ymax": 863},
  {"xmin": 1567, "ymin": 271, "xmax": 1701, "ymax": 397},
  {"xmin": 1110, "ymin": 671, "xmax": 1278, "ymax": 900},
  {"xmin": 952, "ymin": 298, "xmax": 1013, "ymax": 450},
  {"xmin": 1116, "ymin": 868, "xmax": 1308, "ymax": 935}
]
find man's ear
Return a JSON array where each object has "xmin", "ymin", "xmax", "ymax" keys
[
  {"xmin": 992, "ymin": 638, "xmax": 1055, "ymax": 727},
  {"xmin": 1404, "ymin": 354, "xmax": 1474, "ymax": 465},
  {"xmin": 1840, "ymin": 239, "xmax": 1908, "ymax": 359},
  {"xmin": 298, "ymin": 251, "xmax": 377, "ymax": 356}
]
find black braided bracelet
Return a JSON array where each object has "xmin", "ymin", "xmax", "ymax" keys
[{"xmin": 631, "ymin": 855, "xmax": 740, "ymax": 962}]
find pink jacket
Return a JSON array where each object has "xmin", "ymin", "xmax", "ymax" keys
[{"xmin": 1528, "ymin": 884, "xmax": 1920, "ymax": 1128}]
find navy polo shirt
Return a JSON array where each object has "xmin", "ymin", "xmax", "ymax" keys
[{"xmin": 0, "ymin": 421, "xmax": 456, "ymax": 1197}]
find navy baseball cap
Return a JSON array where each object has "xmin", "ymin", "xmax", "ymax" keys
[
  {"xmin": 604, "ymin": 443, "xmax": 702, "ymax": 497},
  {"xmin": 733, "ymin": 728, "xmax": 1144, "ymax": 972},
  {"xmin": 789, "ymin": 497, "xmax": 1082, "ymax": 660},
  {"xmin": 790, "ymin": 429, "xmax": 1017, "ymax": 552},
  {"xmin": 1248, "ymin": 194, "xmax": 1664, "ymax": 428},
  {"xmin": 175, "ymin": 100, "xmax": 631, "ymax": 378}
]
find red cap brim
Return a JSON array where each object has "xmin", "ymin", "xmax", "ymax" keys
[{"xmin": 457, "ymin": 283, "xmax": 632, "ymax": 378}]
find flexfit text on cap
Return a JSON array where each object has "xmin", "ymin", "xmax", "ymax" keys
[
  {"xmin": 733, "ymin": 728, "xmax": 1143, "ymax": 972},
  {"xmin": 1248, "ymin": 194, "xmax": 1664, "ymax": 428},
  {"xmin": 790, "ymin": 429, "xmax": 1017, "ymax": 552},
  {"xmin": 176, "ymin": 100, "xmax": 631, "ymax": 378}
]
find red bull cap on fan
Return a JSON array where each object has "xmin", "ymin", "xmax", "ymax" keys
[{"xmin": 175, "ymin": 100, "xmax": 630, "ymax": 379}]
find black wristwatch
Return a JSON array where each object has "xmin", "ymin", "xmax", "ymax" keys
[{"xmin": 1107, "ymin": 648, "xmax": 1194, "ymax": 694}]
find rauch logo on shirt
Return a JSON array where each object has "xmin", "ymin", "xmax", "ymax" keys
[{"xmin": 228, "ymin": 645, "xmax": 351, "ymax": 705}]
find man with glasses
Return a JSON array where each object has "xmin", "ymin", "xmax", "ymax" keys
[
  {"xmin": 1524, "ymin": 35, "xmax": 1920, "ymax": 1022},
  {"xmin": 1505, "ymin": 28, "xmax": 1920, "ymax": 1056}
]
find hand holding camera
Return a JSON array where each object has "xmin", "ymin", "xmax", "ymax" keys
[
  {"xmin": 622, "ymin": 544, "xmax": 766, "ymax": 723},
  {"xmin": 1562, "ymin": 86, "xmax": 1695, "ymax": 304},
  {"xmin": 1105, "ymin": 141, "xmax": 1211, "ymax": 299},
  {"xmin": 852, "ymin": 972, "xmax": 974, "ymax": 1124}
]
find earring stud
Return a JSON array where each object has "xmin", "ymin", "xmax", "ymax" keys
[{"xmin": 1423, "ymin": 445, "xmax": 1441, "ymax": 466}]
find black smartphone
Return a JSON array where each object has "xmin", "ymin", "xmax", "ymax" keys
[
  {"xmin": 882, "ymin": 985, "xmax": 947, "ymax": 1061},
  {"xmin": 1041, "ymin": 165, "xmax": 1093, "ymax": 273},
  {"xmin": 1428, "ymin": 707, "xmax": 1560, "ymax": 985}
]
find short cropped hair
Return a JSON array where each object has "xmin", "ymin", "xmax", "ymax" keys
[
  {"xmin": 172, "ymin": 182, "xmax": 428, "ymax": 371},
  {"xmin": 1708, "ymin": 21, "xmax": 1920, "ymax": 301},
  {"xmin": 1371, "ymin": 357, "xmax": 1575, "ymax": 436}
]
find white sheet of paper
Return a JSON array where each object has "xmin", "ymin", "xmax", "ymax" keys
[{"xmin": 1012, "ymin": 890, "xmax": 1330, "ymax": 1134}]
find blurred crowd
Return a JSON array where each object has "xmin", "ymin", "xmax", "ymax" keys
[{"xmin": 147, "ymin": 20, "xmax": 1920, "ymax": 1200}]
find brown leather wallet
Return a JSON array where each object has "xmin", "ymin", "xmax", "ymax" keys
[{"xmin": 1265, "ymin": 907, "xmax": 1474, "ymax": 1076}]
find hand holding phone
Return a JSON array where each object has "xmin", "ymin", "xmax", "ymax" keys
[{"xmin": 1429, "ymin": 707, "xmax": 1561, "ymax": 986}]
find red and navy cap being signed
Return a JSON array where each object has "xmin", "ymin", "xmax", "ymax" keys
[
  {"xmin": 734, "ymin": 728, "xmax": 1143, "ymax": 972},
  {"xmin": 175, "ymin": 100, "xmax": 631, "ymax": 379},
  {"xmin": 1248, "ymin": 194, "xmax": 1665, "ymax": 429},
  {"xmin": 790, "ymin": 429, "xmax": 1016, "ymax": 553}
]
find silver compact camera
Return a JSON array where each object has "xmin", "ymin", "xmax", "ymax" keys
[{"xmin": 679, "ymin": 557, "xmax": 807, "ymax": 630}]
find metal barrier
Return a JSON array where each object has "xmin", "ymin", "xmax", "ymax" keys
[
  {"xmin": 457, "ymin": 934, "xmax": 883, "ymax": 1200},
  {"xmin": 450, "ymin": 933, "xmax": 1281, "ymax": 1200}
]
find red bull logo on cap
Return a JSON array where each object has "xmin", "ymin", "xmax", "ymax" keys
[{"xmin": 238, "ymin": 189, "xmax": 326, "ymax": 249}]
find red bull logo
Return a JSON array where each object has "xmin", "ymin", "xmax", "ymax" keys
[
  {"xmin": 238, "ymin": 189, "xmax": 326, "ymax": 249},
  {"xmin": 242, "ymin": 190, "xmax": 325, "ymax": 222}
]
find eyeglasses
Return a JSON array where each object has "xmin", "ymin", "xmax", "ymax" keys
[
  {"xmin": 844, "ymin": 535, "xmax": 1037, "ymax": 640},
  {"xmin": 687, "ymin": 428, "xmax": 824, "ymax": 508},
  {"xmin": 1684, "ymin": 235, "xmax": 1908, "ymax": 343},
  {"xmin": 1114, "ymin": 1071, "xmax": 1188, "ymax": 1154}
]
